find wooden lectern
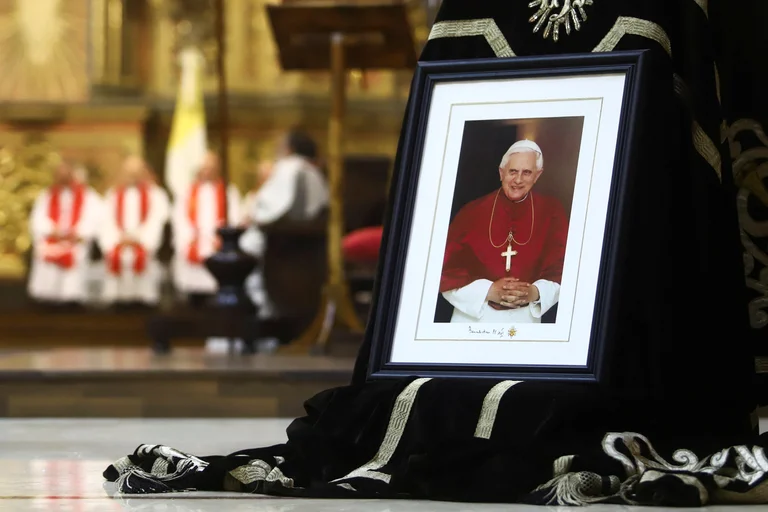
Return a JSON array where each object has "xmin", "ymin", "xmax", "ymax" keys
[{"xmin": 267, "ymin": 1, "xmax": 416, "ymax": 354}]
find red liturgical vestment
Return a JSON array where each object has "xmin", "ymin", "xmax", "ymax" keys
[{"xmin": 439, "ymin": 190, "xmax": 568, "ymax": 322}]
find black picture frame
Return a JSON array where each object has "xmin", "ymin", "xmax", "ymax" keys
[{"xmin": 367, "ymin": 50, "xmax": 650, "ymax": 383}]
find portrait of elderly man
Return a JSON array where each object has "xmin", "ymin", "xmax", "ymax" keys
[{"xmin": 439, "ymin": 139, "xmax": 569, "ymax": 324}]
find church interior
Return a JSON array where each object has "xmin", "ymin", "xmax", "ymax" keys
[
  {"xmin": 1, "ymin": 0, "xmax": 767, "ymax": 510},
  {"xmin": 0, "ymin": 0, "xmax": 425, "ymax": 508},
  {"xmin": 0, "ymin": 0, "xmax": 431, "ymax": 418}
]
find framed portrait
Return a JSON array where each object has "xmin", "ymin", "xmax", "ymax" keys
[{"xmin": 367, "ymin": 51, "xmax": 650, "ymax": 382}]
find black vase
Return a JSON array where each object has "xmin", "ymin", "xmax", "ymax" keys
[{"xmin": 203, "ymin": 226, "xmax": 258, "ymax": 312}]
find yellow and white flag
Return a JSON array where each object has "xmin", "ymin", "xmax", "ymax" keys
[{"xmin": 165, "ymin": 47, "xmax": 207, "ymax": 198}]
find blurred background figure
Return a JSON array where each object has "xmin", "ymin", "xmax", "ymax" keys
[
  {"xmin": 98, "ymin": 155, "xmax": 170, "ymax": 309},
  {"xmin": 27, "ymin": 158, "xmax": 102, "ymax": 310},
  {"xmin": 239, "ymin": 159, "xmax": 272, "ymax": 259},
  {"xmin": 240, "ymin": 129, "xmax": 329, "ymax": 318},
  {"xmin": 171, "ymin": 151, "xmax": 241, "ymax": 306},
  {"xmin": 250, "ymin": 128, "xmax": 329, "ymax": 227}
]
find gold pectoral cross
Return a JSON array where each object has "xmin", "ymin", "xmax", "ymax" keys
[{"xmin": 501, "ymin": 242, "xmax": 518, "ymax": 273}]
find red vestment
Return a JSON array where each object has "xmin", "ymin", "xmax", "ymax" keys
[
  {"xmin": 44, "ymin": 184, "xmax": 85, "ymax": 269},
  {"xmin": 108, "ymin": 185, "xmax": 150, "ymax": 276},
  {"xmin": 439, "ymin": 190, "xmax": 568, "ymax": 294},
  {"xmin": 343, "ymin": 226, "xmax": 384, "ymax": 263},
  {"xmin": 187, "ymin": 180, "xmax": 226, "ymax": 264}
]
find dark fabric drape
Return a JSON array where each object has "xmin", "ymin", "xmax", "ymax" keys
[
  {"xmin": 354, "ymin": 0, "xmax": 760, "ymax": 413},
  {"xmin": 711, "ymin": 0, "xmax": 768, "ymax": 400},
  {"xmin": 104, "ymin": 380, "xmax": 768, "ymax": 505},
  {"xmin": 105, "ymin": 0, "xmax": 768, "ymax": 505}
]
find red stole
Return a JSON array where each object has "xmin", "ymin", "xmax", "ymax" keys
[
  {"xmin": 108, "ymin": 185, "xmax": 150, "ymax": 276},
  {"xmin": 439, "ymin": 190, "xmax": 568, "ymax": 294},
  {"xmin": 44, "ymin": 185, "xmax": 85, "ymax": 269},
  {"xmin": 187, "ymin": 180, "xmax": 226, "ymax": 264}
]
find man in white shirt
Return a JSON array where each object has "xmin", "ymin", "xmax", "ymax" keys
[
  {"xmin": 98, "ymin": 156, "xmax": 170, "ymax": 307},
  {"xmin": 27, "ymin": 159, "xmax": 102, "ymax": 307},
  {"xmin": 249, "ymin": 129, "xmax": 329, "ymax": 227},
  {"xmin": 172, "ymin": 151, "xmax": 241, "ymax": 305},
  {"xmin": 240, "ymin": 129, "xmax": 330, "ymax": 318}
]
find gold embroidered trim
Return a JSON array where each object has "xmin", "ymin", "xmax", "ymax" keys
[
  {"xmin": 691, "ymin": 120, "xmax": 722, "ymax": 181},
  {"xmin": 715, "ymin": 63, "xmax": 722, "ymax": 105},
  {"xmin": 331, "ymin": 378, "xmax": 432, "ymax": 484},
  {"xmin": 473, "ymin": 380, "xmax": 520, "ymax": 439},
  {"xmin": 553, "ymin": 455, "xmax": 577, "ymax": 476},
  {"xmin": 694, "ymin": 0, "xmax": 708, "ymax": 17},
  {"xmin": 594, "ymin": 19, "xmax": 721, "ymax": 182},
  {"xmin": 266, "ymin": 466, "xmax": 294, "ymax": 488},
  {"xmin": 592, "ymin": 16, "xmax": 671, "ymax": 57},
  {"xmin": 229, "ymin": 459, "xmax": 272, "ymax": 486},
  {"xmin": 428, "ymin": 19, "xmax": 516, "ymax": 58},
  {"xmin": 150, "ymin": 457, "xmax": 170, "ymax": 476},
  {"xmin": 673, "ymin": 74, "xmax": 723, "ymax": 181}
]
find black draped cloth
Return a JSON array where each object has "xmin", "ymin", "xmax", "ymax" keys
[{"xmin": 105, "ymin": 1, "xmax": 768, "ymax": 506}]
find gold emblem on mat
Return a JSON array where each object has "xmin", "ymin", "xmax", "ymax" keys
[
  {"xmin": 529, "ymin": 0, "xmax": 594, "ymax": 42},
  {"xmin": 508, "ymin": 327, "xmax": 518, "ymax": 338}
]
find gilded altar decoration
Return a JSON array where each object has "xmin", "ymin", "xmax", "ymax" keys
[
  {"xmin": 164, "ymin": 0, "xmax": 217, "ymax": 72},
  {"xmin": 0, "ymin": 0, "xmax": 89, "ymax": 101},
  {"xmin": 728, "ymin": 119, "xmax": 768, "ymax": 330},
  {"xmin": 529, "ymin": 0, "xmax": 594, "ymax": 43},
  {"xmin": 0, "ymin": 136, "xmax": 57, "ymax": 277}
]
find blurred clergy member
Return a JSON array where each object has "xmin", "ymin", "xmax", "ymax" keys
[
  {"xmin": 439, "ymin": 140, "xmax": 568, "ymax": 324},
  {"xmin": 240, "ymin": 130, "xmax": 329, "ymax": 318},
  {"xmin": 28, "ymin": 158, "xmax": 102, "ymax": 306},
  {"xmin": 172, "ymin": 151, "xmax": 240, "ymax": 304},
  {"xmin": 98, "ymin": 156, "xmax": 170, "ymax": 307},
  {"xmin": 246, "ymin": 129, "xmax": 329, "ymax": 228}
]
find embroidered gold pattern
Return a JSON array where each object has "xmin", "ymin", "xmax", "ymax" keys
[
  {"xmin": 691, "ymin": 120, "xmax": 723, "ymax": 181},
  {"xmin": 694, "ymin": 0, "xmax": 708, "ymax": 17},
  {"xmin": 553, "ymin": 455, "xmax": 577, "ymax": 476},
  {"xmin": 229, "ymin": 459, "xmax": 272, "ymax": 485},
  {"xmin": 538, "ymin": 432, "xmax": 768, "ymax": 505},
  {"xmin": 673, "ymin": 74, "xmax": 723, "ymax": 181},
  {"xmin": 150, "ymin": 458, "xmax": 170, "ymax": 476},
  {"xmin": 428, "ymin": 14, "xmax": 724, "ymax": 188},
  {"xmin": 331, "ymin": 378, "xmax": 432, "ymax": 484},
  {"xmin": 227, "ymin": 459, "xmax": 295, "ymax": 489},
  {"xmin": 594, "ymin": 19, "xmax": 721, "ymax": 182},
  {"xmin": 604, "ymin": 433, "xmax": 768, "ymax": 494},
  {"xmin": 266, "ymin": 466, "xmax": 294, "ymax": 488},
  {"xmin": 529, "ymin": 0, "xmax": 594, "ymax": 42},
  {"xmin": 112, "ymin": 456, "xmax": 137, "ymax": 475},
  {"xmin": 592, "ymin": 17, "xmax": 672, "ymax": 57},
  {"xmin": 729, "ymin": 119, "xmax": 768, "ymax": 330},
  {"xmin": 428, "ymin": 19, "xmax": 515, "ymax": 58},
  {"xmin": 474, "ymin": 380, "xmax": 521, "ymax": 439}
]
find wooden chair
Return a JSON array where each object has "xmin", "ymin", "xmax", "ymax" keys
[
  {"xmin": 259, "ymin": 215, "xmax": 327, "ymax": 343},
  {"xmin": 259, "ymin": 155, "xmax": 390, "ymax": 344}
]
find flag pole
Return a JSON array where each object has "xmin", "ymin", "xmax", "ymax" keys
[{"xmin": 214, "ymin": 0, "xmax": 229, "ymax": 219}]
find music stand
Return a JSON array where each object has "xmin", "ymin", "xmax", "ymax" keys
[{"xmin": 267, "ymin": 1, "xmax": 416, "ymax": 354}]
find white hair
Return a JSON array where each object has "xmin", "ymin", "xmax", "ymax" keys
[{"xmin": 499, "ymin": 139, "xmax": 544, "ymax": 171}]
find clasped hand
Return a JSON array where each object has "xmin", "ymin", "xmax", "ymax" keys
[{"xmin": 486, "ymin": 277, "xmax": 539, "ymax": 309}]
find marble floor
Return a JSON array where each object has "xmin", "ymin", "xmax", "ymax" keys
[{"xmin": 0, "ymin": 418, "xmax": 766, "ymax": 512}]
